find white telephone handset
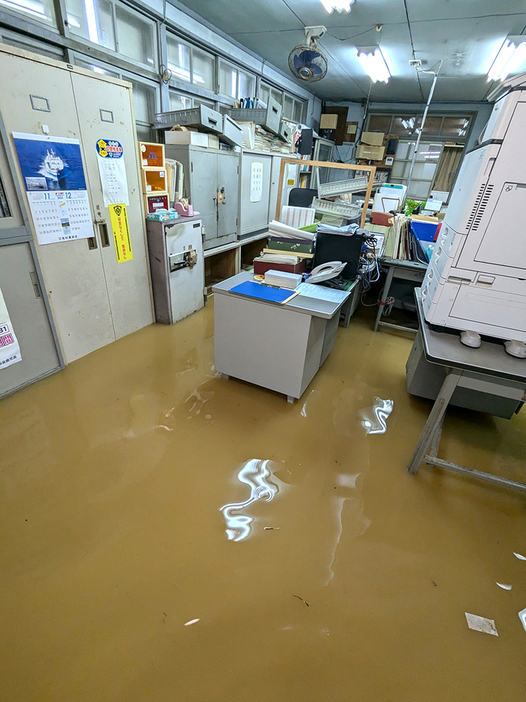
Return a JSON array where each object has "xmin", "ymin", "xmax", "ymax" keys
[{"xmin": 308, "ymin": 260, "xmax": 347, "ymax": 284}]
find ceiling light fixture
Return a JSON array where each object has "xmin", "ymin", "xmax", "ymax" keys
[
  {"xmin": 320, "ymin": 0, "xmax": 354, "ymax": 14},
  {"xmin": 487, "ymin": 36, "xmax": 526, "ymax": 82},
  {"xmin": 356, "ymin": 47, "xmax": 391, "ymax": 83}
]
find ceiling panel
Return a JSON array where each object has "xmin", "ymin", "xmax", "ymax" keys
[{"xmin": 173, "ymin": 0, "xmax": 526, "ymax": 103}]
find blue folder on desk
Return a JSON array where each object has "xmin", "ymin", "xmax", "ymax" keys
[{"xmin": 229, "ymin": 280, "xmax": 295, "ymax": 304}]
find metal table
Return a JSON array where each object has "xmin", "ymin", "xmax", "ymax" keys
[
  {"xmin": 407, "ymin": 290, "xmax": 526, "ymax": 493},
  {"xmin": 374, "ymin": 259, "xmax": 428, "ymax": 333}
]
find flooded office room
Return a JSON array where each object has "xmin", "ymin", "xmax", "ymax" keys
[{"xmin": 0, "ymin": 0, "xmax": 525, "ymax": 700}]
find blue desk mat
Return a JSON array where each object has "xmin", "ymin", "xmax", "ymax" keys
[{"xmin": 229, "ymin": 280, "xmax": 295, "ymax": 304}]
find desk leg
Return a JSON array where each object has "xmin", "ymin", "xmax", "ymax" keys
[
  {"xmin": 374, "ymin": 266, "xmax": 395, "ymax": 332},
  {"xmin": 407, "ymin": 370, "xmax": 462, "ymax": 474}
]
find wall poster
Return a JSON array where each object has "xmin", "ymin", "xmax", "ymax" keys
[
  {"xmin": 13, "ymin": 133, "xmax": 93, "ymax": 245},
  {"xmin": 0, "ymin": 288, "xmax": 22, "ymax": 370},
  {"xmin": 95, "ymin": 138, "xmax": 129, "ymax": 206}
]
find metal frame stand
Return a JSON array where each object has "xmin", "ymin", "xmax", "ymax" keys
[{"xmin": 407, "ymin": 369, "xmax": 526, "ymax": 494}]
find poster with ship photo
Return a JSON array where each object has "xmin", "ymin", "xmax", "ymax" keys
[{"xmin": 13, "ymin": 133, "xmax": 93, "ymax": 245}]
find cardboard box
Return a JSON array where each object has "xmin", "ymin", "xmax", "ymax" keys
[
  {"xmin": 361, "ymin": 131, "xmax": 385, "ymax": 146},
  {"xmin": 208, "ymin": 134, "xmax": 220, "ymax": 149},
  {"xmin": 320, "ymin": 113, "xmax": 338, "ymax": 130},
  {"xmin": 356, "ymin": 144, "xmax": 386, "ymax": 161},
  {"xmin": 165, "ymin": 131, "xmax": 208, "ymax": 147}
]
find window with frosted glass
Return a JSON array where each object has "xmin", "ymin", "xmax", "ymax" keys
[
  {"xmin": 259, "ymin": 83, "xmax": 270, "ymax": 106},
  {"xmin": 115, "ymin": 6, "xmax": 155, "ymax": 68},
  {"xmin": 129, "ymin": 79, "xmax": 155, "ymax": 123},
  {"xmin": 293, "ymin": 99, "xmax": 304, "ymax": 123},
  {"xmin": 169, "ymin": 92, "xmax": 192, "ymax": 111},
  {"xmin": 238, "ymin": 69, "xmax": 255, "ymax": 99},
  {"xmin": 75, "ymin": 58, "xmax": 119, "ymax": 77},
  {"xmin": 283, "ymin": 94, "xmax": 294, "ymax": 120},
  {"xmin": 192, "ymin": 50, "xmax": 214, "ymax": 90},
  {"xmin": 0, "ymin": 0, "xmax": 56, "ymax": 25},
  {"xmin": 167, "ymin": 36, "xmax": 191, "ymax": 83},
  {"xmin": 270, "ymin": 88, "xmax": 282, "ymax": 106},
  {"xmin": 66, "ymin": 0, "xmax": 115, "ymax": 50},
  {"xmin": 219, "ymin": 60, "xmax": 237, "ymax": 98}
]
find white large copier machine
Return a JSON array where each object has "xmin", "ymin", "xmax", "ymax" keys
[{"xmin": 422, "ymin": 71, "xmax": 526, "ymax": 357}]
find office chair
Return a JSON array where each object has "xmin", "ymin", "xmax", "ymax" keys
[{"xmin": 288, "ymin": 188, "xmax": 318, "ymax": 208}]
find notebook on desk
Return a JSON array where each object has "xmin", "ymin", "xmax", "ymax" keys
[{"xmin": 229, "ymin": 280, "xmax": 298, "ymax": 304}]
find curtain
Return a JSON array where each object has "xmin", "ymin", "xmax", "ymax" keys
[{"xmin": 433, "ymin": 146, "xmax": 463, "ymax": 194}]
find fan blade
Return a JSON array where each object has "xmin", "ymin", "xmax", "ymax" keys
[
  {"xmin": 298, "ymin": 49, "xmax": 320, "ymax": 65},
  {"xmin": 309, "ymin": 63, "xmax": 324, "ymax": 75},
  {"xmin": 293, "ymin": 54, "xmax": 307, "ymax": 71}
]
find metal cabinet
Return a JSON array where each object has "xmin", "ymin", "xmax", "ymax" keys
[
  {"xmin": 165, "ymin": 144, "xmax": 240, "ymax": 250},
  {"xmin": 0, "ymin": 45, "xmax": 153, "ymax": 365},
  {"xmin": 0, "ymin": 243, "xmax": 61, "ymax": 398},
  {"xmin": 240, "ymin": 152, "xmax": 273, "ymax": 236},
  {"xmin": 146, "ymin": 217, "xmax": 205, "ymax": 324},
  {"xmin": 239, "ymin": 151, "xmax": 300, "ymax": 235}
]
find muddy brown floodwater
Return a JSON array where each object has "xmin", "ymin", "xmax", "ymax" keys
[{"xmin": 1, "ymin": 299, "xmax": 525, "ymax": 701}]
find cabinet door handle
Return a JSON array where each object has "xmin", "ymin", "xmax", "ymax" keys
[
  {"xmin": 99, "ymin": 222, "xmax": 110, "ymax": 247},
  {"xmin": 87, "ymin": 235, "xmax": 98, "ymax": 250},
  {"xmin": 29, "ymin": 271, "xmax": 42, "ymax": 299}
]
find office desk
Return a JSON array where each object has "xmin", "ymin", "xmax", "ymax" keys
[
  {"xmin": 374, "ymin": 259, "xmax": 427, "ymax": 333},
  {"xmin": 407, "ymin": 290, "xmax": 526, "ymax": 493},
  {"xmin": 213, "ymin": 272, "xmax": 350, "ymax": 401}
]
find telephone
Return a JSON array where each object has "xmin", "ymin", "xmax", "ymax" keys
[{"xmin": 308, "ymin": 260, "xmax": 347, "ymax": 284}]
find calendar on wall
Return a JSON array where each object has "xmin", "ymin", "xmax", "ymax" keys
[{"xmin": 13, "ymin": 133, "xmax": 93, "ymax": 245}]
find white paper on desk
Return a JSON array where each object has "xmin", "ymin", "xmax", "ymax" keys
[{"xmin": 296, "ymin": 282, "xmax": 350, "ymax": 304}]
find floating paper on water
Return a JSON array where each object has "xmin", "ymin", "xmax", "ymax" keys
[
  {"xmin": 465, "ymin": 612, "xmax": 498, "ymax": 636},
  {"xmin": 496, "ymin": 582, "xmax": 512, "ymax": 590},
  {"xmin": 513, "ymin": 552, "xmax": 526, "ymax": 561},
  {"xmin": 519, "ymin": 608, "xmax": 526, "ymax": 632}
]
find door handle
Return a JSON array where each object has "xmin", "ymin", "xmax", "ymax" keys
[
  {"xmin": 29, "ymin": 271, "xmax": 42, "ymax": 299},
  {"xmin": 99, "ymin": 222, "xmax": 110, "ymax": 247}
]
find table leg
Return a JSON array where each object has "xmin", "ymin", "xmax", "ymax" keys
[
  {"xmin": 426, "ymin": 413, "xmax": 445, "ymax": 462},
  {"xmin": 374, "ymin": 266, "xmax": 395, "ymax": 332},
  {"xmin": 287, "ymin": 395, "xmax": 295, "ymax": 404},
  {"xmin": 407, "ymin": 370, "xmax": 462, "ymax": 474}
]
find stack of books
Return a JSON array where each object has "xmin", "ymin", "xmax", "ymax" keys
[{"xmin": 265, "ymin": 220, "xmax": 315, "ymax": 259}]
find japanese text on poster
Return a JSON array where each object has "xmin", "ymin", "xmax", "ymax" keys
[
  {"xmin": 109, "ymin": 204, "xmax": 133, "ymax": 263},
  {"xmin": 0, "ymin": 288, "xmax": 22, "ymax": 370},
  {"xmin": 96, "ymin": 138, "xmax": 129, "ymax": 206},
  {"xmin": 13, "ymin": 133, "xmax": 93, "ymax": 245},
  {"xmin": 250, "ymin": 161, "xmax": 263, "ymax": 203}
]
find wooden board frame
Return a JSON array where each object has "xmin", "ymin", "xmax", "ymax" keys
[{"xmin": 275, "ymin": 159, "xmax": 376, "ymax": 229}]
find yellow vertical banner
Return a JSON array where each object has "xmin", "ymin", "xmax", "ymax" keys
[{"xmin": 108, "ymin": 204, "xmax": 133, "ymax": 263}]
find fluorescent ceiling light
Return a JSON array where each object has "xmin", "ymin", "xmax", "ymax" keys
[
  {"xmin": 357, "ymin": 48, "xmax": 391, "ymax": 83},
  {"xmin": 320, "ymin": 0, "xmax": 354, "ymax": 13},
  {"xmin": 487, "ymin": 36, "xmax": 526, "ymax": 82}
]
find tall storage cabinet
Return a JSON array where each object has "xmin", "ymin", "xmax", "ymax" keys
[
  {"xmin": 165, "ymin": 144, "xmax": 240, "ymax": 250},
  {"xmin": 0, "ymin": 44, "xmax": 153, "ymax": 365}
]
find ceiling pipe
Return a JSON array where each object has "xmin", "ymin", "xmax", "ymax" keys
[{"xmin": 403, "ymin": 61, "xmax": 443, "ymax": 206}]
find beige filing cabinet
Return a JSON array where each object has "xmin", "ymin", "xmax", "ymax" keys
[{"xmin": 0, "ymin": 44, "xmax": 153, "ymax": 364}]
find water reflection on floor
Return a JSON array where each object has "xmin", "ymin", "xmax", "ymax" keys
[{"xmin": 1, "ymin": 299, "xmax": 525, "ymax": 702}]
